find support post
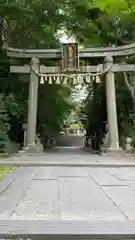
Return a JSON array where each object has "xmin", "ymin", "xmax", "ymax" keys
[
  {"xmin": 104, "ymin": 55, "xmax": 121, "ymax": 152},
  {"xmin": 26, "ymin": 57, "xmax": 43, "ymax": 153}
]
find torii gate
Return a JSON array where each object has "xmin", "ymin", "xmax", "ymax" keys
[
  {"xmin": 0, "ymin": 43, "xmax": 135, "ymax": 240},
  {"xmin": 5, "ymin": 42, "xmax": 135, "ymax": 153}
]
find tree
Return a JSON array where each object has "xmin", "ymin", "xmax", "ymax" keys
[
  {"xmin": 0, "ymin": 94, "xmax": 10, "ymax": 133},
  {"xmin": 0, "ymin": 0, "xmax": 32, "ymax": 46}
]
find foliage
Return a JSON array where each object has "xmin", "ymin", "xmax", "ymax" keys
[
  {"xmin": 38, "ymin": 83, "xmax": 73, "ymax": 137},
  {"xmin": 0, "ymin": 94, "xmax": 10, "ymax": 133},
  {"xmin": 2, "ymin": 0, "xmax": 66, "ymax": 48},
  {"xmin": 0, "ymin": 94, "xmax": 10, "ymax": 151},
  {"xmin": 63, "ymin": 0, "xmax": 135, "ymax": 46},
  {"xmin": 0, "ymin": 0, "xmax": 31, "ymax": 46},
  {"xmin": 69, "ymin": 121, "xmax": 83, "ymax": 131},
  {"xmin": 0, "ymin": 48, "xmax": 10, "ymax": 92},
  {"xmin": 115, "ymin": 72, "xmax": 135, "ymax": 145}
]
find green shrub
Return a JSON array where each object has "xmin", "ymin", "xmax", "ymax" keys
[{"xmin": 0, "ymin": 130, "xmax": 9, "ymax": 152}]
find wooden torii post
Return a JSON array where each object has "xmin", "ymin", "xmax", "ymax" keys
[{"xmin": 5, "ymin": 42, "xmax": 135, "ymax": 153}]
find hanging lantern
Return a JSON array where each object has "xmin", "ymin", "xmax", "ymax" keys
[{"xmin": 40, "ymin": 75, "xmax": 44, "ymax": 84}]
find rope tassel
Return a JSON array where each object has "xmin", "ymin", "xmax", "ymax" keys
[
  {"xmin": 77, "ymin": 75, "xmax": 83, "ymax": 84},
  {"xmin": 96, "ymin": 74, "xmax": 100, "ymax": 83},
  {"xmin": 56, "ymin": 75, "xmax": 61, "ymax": 84},
  {"xmin": 92, "ymin": 75, "xmax": 95, "ymax": 81},
  {"xmin": 40, "ymin": 75, "xmax": 44, "ymax": 84},
  {"xmin": 48, "ymin": 76, "xmax": 53, "ymax": 84},
  {"xmin": 86, "ymin": 75, "xmax": 91, "ymax": 83},
  {"xmin": 73, "ymin": 76, "xmax": 77, "ymax": 85},
  {"xmin": 44, "ymin": 75, "xmax": 48, "ymax": 82},
  {"xmin": 63, "ymin": 76, "xmax": 68, "ymax": 84}
]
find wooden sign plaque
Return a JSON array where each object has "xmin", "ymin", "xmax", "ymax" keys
[{"xmin": 61, "ymin": 43, "xmax": 79, "ymax": 72}]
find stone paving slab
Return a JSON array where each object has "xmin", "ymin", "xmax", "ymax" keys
[
  {"xmin": 85, "ymin": 168, "xmax": 122, "ymax": 185},
  {"xmin": 58, "ymin": 167, "xmax": 89, "ymax": 177},
  {"xmin": 0, "ymin": 165, "xmax": 134, "ymax": 221},
  {"xmin": 11, "ymin": 179, "xmax": 60, "ymax": 220},
  {"xmin": 102, "ymin": 185, "xmax": 135, "ymax": 220},
  {"xmin": 59, "ymin": 177, "xmax": 125, "ymax": 220},
  {"xmin": 0, "ymin": 167, "xmax": 36, "ymax": 220},
  {"xmin": 34, "ymin": 167, "xmax": 59, "ymax": 180},
  {"xmin": 107, "ymin": 168, "xmax": 135, "ymax": 180}
]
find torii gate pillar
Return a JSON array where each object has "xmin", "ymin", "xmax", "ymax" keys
[
  {"xmin": 104, "ymin": 55, "xmax": 121, "ymax": 152},
  {"xmin": 26, "ymin": 56, "xmax": 43, "ymax": 153}
]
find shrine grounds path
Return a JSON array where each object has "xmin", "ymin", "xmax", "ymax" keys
[{"xmin": 0, "ymin": 134, "xmax": 135, "ymax": 221}]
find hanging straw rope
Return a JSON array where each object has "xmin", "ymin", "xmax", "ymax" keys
[{"xmin": 30, "ymin": 64, "xmax": 112, "ymax": 85}]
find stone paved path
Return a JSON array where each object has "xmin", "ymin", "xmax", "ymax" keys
[
  {"xmin": 0, "ymin": 152, "xmax": 135, "ymax": 221},
  {"xmin": 0, "ymin": 134, "xmax": 135, "ymax": 222}
]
